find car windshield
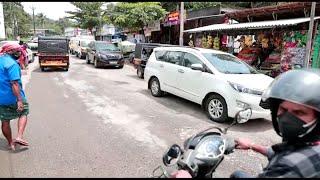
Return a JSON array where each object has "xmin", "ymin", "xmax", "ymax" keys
[
  {"xmin": 96, "ymin": 42, "xmax": 120, "ymax": 51},
  {"xmin": 202, "ymin": 53, "xmax": 259, "ymax": 74}
]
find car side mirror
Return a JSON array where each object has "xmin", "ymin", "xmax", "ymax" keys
[
  {"xmin": 235, "ymin": 108, "xmax": 252, "ymax": 124},
  {"xmin": 162, "ymin": 144, "xmax": 182, "ymax": 166},
  {"xmin": 224, "ymin": 108, "xmax": 252, "ymax": 133},
  {"xmin": 190, "ymin": 64, "xmax": 204, "ymax": 71}
]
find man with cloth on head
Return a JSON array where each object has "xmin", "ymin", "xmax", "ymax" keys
[{"xmin": 0, "ymin": 42, "xmax": 30, "ymax": 151}]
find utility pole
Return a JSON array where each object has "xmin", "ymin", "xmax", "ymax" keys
[
  {"xmin": 31, "ymin": 6, "xmax": 36, "ymax": 37},
  {"xmin": 305, "ymin": 2, "xmax": 316, "ymax": 68},
  {"xmin": 179, "ymin": 2, "xmax": 184, "ymax": 46},
  {"xmin": 99, "ymin": 9, "xmax": 102, "ymax": 41}
]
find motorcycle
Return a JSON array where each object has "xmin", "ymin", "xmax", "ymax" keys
[{"xmin": 152, "ymin": 108, "xmax": 252, "ymax": 178}]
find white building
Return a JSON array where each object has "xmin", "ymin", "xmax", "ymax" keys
[{"xmin": 65, "ymin": 27, "xmax": 92, "ymax": 37}]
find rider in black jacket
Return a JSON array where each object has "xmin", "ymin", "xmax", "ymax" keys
[
  {"xmin": 172, "ymin": 69, "xmax": 320, "ymax": 178},
  {"xmin": 232, "ymin": 69, "xmax": 320, "ymax": 178}
]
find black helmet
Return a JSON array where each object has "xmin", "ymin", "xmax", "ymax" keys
[{"xmin": 261, "ymin": 69, "xmax": 320, "ymax": 135}]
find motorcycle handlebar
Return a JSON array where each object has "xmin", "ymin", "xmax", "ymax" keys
[{"xmin": 224, "ymin": 136, "xmax": 236, "ymax": 154}]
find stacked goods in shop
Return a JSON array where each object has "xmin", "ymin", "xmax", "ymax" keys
[
  {"xmin": 201, "ymin": 36, "xmax": 208, "ymax": 48},
  {"xmin": 237, "ymin": 49, "xmax": 257, "ymax": 64},
  {"xmin": 213, "ymin": 36, "xmax": 220, "ymax": 50},
  {"xmin": 237, "ymin": 35, "xmax": 259, "ymax": 65},
  {"xmin": 262, "ymin": 35, "xmax": 283, "ymax": 68},
  {"xmin": 207, "ymin": 35, "xmax": 213, "ymax": 48},
  {"xmin": 280, "ymin": 31, "xmax": 307, "ymax": 72}
]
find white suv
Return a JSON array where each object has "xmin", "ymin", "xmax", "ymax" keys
[{"xmin": 144, "ymin": 46, "xmax": 274, "ymax": 123}]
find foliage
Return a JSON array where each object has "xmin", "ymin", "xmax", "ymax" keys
[
  {"xmin": 57, "ymin": 18, "xmax": 77, "ymax": 32},
  {"xmin": 161, "ymin": 2, "xmax": 283, "ymax": 12},
  {"xmin": 3, "ymin": 2, "xmax": 32, "ymax": 39},
  {"xmin": 108, "ymin": 2, "xmax": 166, "ymax": 34},
  {"xmin": 160, "ymin": 2, "xmax": 179, "ymax": 12},
  {"xmin": 185, "ymin": 2, "xmax": 220, "ymax": 11},
  {"xmin": 66, "ymin": 2, "xmax": 107, "ymax": 34}
]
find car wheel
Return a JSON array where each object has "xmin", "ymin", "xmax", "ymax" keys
[
  {"xmin": 118, "ymin": 65, "xmax": 124, "ymax": 69},
  {"xmin": 94, "ymin": 59, "xmax": 99, "ymax": 68},
  {"xmin": 40, "ymin": 66, "xmax": 45, "ymax": 72},
  {"xmin": 150, "ymin": 77, "xmax": 163, "ymax": 97},
  {"xmin": 137, "ymin": 66, "xmax": 144, "ymax": 79},
  {"xmin": 205, "ymin": 94, "xmax": 228, "ymax": 123},
  {"xmin": 86, "ymin": 55, "xmax": 91, "ymax": 64}
]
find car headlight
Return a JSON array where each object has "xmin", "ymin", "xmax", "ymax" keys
[
  {"xmin": 229, "ymin": 82, "xmax": 263, "ymax": 96},
  {"xmin": 236, "ymin": 100, "xmax": 250, "ymax": 109}
]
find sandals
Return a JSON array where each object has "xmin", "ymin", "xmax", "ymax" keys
[
  {"xmin": 8, "ymin": 144, "xmax": 16, "ymax": 151},
  {"xmin": 14, "ymin": 138, "xmax": 29, "ymax": 146}
]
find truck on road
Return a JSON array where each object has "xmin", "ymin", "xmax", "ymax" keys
[{"xmin": 38, "ymin": 36, "xmax": 69, "ymax": 71}]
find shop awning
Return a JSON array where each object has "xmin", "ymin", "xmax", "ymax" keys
[{"xmin": 184, "ymin": 16, "xmax": 320, "ymax": 33}]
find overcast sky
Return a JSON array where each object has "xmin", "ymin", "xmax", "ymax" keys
[
  {"xmin": 21, "ymin": 2, "xmax": 77, "ymax": 20},
  {"xmin": 21, "ymin": 2, "xmax": 116, "ymax": 21}
]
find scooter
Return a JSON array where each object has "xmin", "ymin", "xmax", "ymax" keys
[{"xmin": 152, "ymin": 108, "xmax": 252, "ymax": 178}]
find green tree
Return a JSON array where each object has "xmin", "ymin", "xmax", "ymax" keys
[
  {"xmin": 66, "ymin": 2, "xmax": 106, "ymax": 35},
  {"xmin": 108, "ymin": 2, "xmax": 166, "ymax": 37},
  {"xmin": 185, "ymin": 2, "xmax": 220, "ymax": 11},
  {"xmin": 57, "ymin": 18, "xmax": 76, "ymax": 34},
  {"xmin": 160, "ymin": 2, "xmax": 179, "ymax": 12},
  {"xmin": 37, "ymin": 13, "xmax": 46, "ymax": 28},
  {"xmin": 161, "ymin": 2, "xmax": 283, "ymax": 12},
  {"xmin": 3, "ymin": 2, "xmax": 32, "ymax": 39}
]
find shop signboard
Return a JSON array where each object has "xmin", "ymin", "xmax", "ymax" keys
[{"xmin": 163, "ymin": 11, "xmax": 187, "ymax": 27}]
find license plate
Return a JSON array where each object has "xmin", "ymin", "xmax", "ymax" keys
[
  {"xmin": 47, "ymin": 61, "xmax": 62, "ymax": 64},
  {"xmin": 110, "ymin": 61, "xmax": 118, "ymax": 64}
]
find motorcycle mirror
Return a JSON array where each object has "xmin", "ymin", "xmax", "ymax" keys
[
  {"xmin": 162, "ymin": 144, "xmax": 182, "ymax": 166},
  {"xmin": 236, "ymin": 108, "xmax": 252, "ymax": 124}
]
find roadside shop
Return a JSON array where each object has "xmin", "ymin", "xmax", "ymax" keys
[{"xmin": 184, "ymin": 16, "xmax": 320, "ymax": 77}]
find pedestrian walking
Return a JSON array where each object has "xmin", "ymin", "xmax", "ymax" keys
[
  {"xmin": 20, "ymin": 43, "xmax": 29, "ymax": 70},
  {"xmin": 0, "ymin": 42, "xmax": 30, "ymax": 151}
]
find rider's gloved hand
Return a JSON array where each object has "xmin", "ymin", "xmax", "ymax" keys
[{"xmin": 170, "ymin": 170, "xmax": 192, "ymax": 178}]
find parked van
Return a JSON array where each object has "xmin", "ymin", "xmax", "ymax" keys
[
  {"xmin": 144, "ymin": 46, "xmax": 274, "ymax": 123},
  {"xmin": 69, "ymin": 37, "xmax": 79, "ymax": 55},
  {"xmin": 74, "ymin": 38, "xmax": 95, "ymax": 59}
]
